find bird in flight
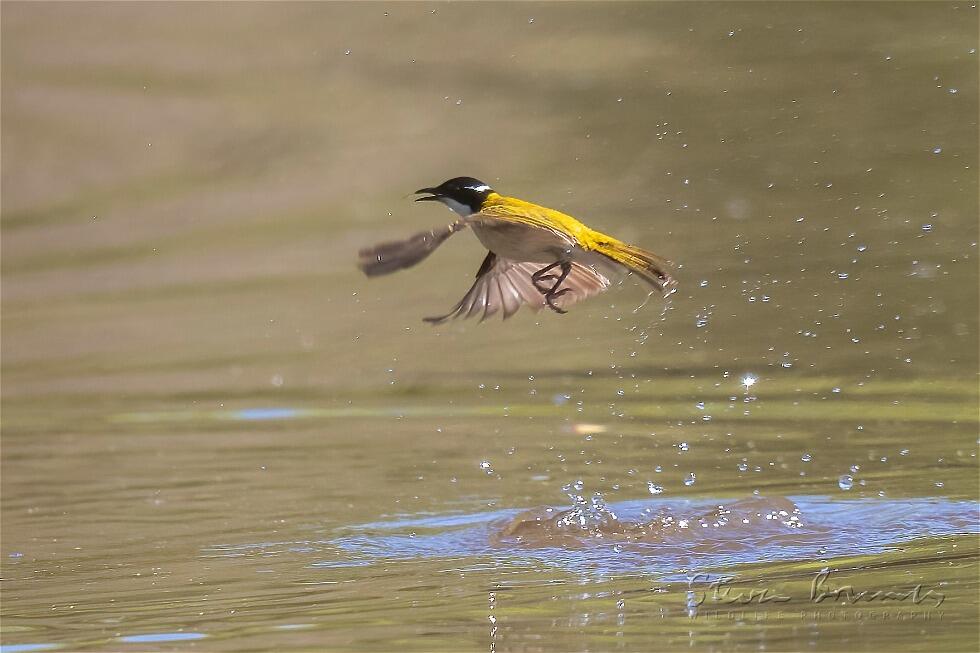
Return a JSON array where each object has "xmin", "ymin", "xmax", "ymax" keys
[{"xmin": 358, "ymin": 177, "xmax": 673, "ymax": 323}]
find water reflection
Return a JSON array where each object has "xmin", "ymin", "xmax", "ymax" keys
[
  {"xmin": 118, "ymin": 632, "xmax": 207, "ymax": 644},
  {"xmin": 0, "ymin": 645, "xmax": 60, "ymax": 653},
  {"xmin": 207, "ymin": 495, "xmax": 977, "ymax": 583}
]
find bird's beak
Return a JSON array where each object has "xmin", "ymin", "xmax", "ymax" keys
[{"xmin": 414, "ymin": 187, "xmax": 440, "ymax": 202}]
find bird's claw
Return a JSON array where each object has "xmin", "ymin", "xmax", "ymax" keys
[
  {"xmin": 533, "ymin": 274, "xmax": 559, "ymax": 293},
  {"xmin": 545, "ymin": 288, "xmax": 572, "ymax": 314}
]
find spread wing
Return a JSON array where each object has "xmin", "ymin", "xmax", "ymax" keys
[
  {"xmin": 424, "ymin": 252, "xmax": 611, "ymax": 324},
  {"xmin": 358, "ymin": 220, "xmax": 468, "ymax": 277}
]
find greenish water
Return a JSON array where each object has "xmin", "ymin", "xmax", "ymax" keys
[{"xmin": 2, "ymin": 2, "xmax": 977, "ymax": 651}]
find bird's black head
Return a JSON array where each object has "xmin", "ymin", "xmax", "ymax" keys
[{"xmin": 415, "ymin": 177, "xmax": 493, "ymax": 216}]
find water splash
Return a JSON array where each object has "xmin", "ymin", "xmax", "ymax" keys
[
  {"xmin": 556, "ymin": 481, "xmax": 619, "ymax": 536},
  {"xmin": 248, "ymin": 496, "xmax": 980, "ymax": 582}
]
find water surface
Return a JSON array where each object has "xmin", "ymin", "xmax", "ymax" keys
[{"xmin": 2, "ymin": 2, "xmax": 977, "ymax": 651}]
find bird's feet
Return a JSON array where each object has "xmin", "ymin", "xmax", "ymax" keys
[
  {"xmin": 533, "ymin": 274, "xmax": 559, "ymax": 293},
  {"xmin": 531, "ymin": 262, "xmax": 563, "ymax": 291},
  {"xmin": 544, "ymin": 288, "xmax": 572, "ymax": 314},
  {"xmin": 532, "ymin": 261, "xmax": 573, "ymax": 314}
]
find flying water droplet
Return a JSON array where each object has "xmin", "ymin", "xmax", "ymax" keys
[{"xmin": 561, "ymin": 479, "xmax": 584, "ymax": 494}]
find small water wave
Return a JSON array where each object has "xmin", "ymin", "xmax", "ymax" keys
[
  {"xmin": 493, "ymin": 494, "xmax": 807, "ymax": 550},
  {"xmin": 0, "ymin": 645, "xmax": 61, "ymax": 653},
  {"xmin": 117, "ymin": 632, "xmax": 207, "ymax": 644},
  {"xmin": 205, "ymin": 494, "xmax": 978, "ymax": 581},
  {"xmin": 323, "ymin": 495, "xmax": 977, "ymax": 580}
]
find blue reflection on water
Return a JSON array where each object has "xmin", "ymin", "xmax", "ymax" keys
[
  {"xmin": 204, "ymin": 496, "xmax": 978, "ymax": 582},
  {"xmin": 233, "ymin": 408, "xmax": 301, "ymax": 421},
  {"xmin": 118, "ymin": 632, "xmax": 207, "ymax": 643},
  {"xmin": 321, "ymin": 496, "xmax": 979, "ymax": 581},
  {"xmin": 0, "ymin": 645, "xmax": 60, "ymax": 653}
]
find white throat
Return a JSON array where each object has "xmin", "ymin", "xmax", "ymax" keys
[{"xmin": 437, "ymin": 197, "xmax": 475, "ymax": 216}]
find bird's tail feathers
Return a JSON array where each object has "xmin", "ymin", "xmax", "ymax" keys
[
  {"xmin": 592, "ymin": 237, "xmax": 673, "ymax": 291},
  {"xmin": 358, "ymin": 221, "xmax": 467, "ymax": 277}
]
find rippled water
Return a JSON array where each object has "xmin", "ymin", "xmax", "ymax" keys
[
  {"xmin": 238, "ymin": 495, "xmax": 976, "ymax": 581},
  {"xmin": 2, "ymin": 2, "xmax": 978, "ymax": 652}
]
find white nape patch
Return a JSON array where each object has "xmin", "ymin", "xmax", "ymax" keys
[
  {"xmin": 473, "ymin": 184, "xmax": 491, "ymax": 192},
  {"xmin": 438, "ymin": 197, "xmax": 474, "ymax": 216}
]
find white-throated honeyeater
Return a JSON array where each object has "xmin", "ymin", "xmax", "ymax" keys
[{"xmin": 358, "ymin": 177, "xmax": 673, "ymax": 323}]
